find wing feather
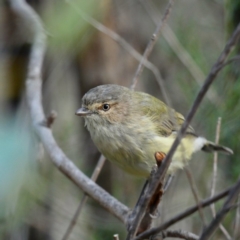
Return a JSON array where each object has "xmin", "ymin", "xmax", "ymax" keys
[{"xmin": 134, "ymin": 91, "xmax": 195, "ymax": 137}]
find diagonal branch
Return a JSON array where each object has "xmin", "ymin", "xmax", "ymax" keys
[
  {"xmin": 199, "ymin": 178, "xmax": 240, "ymax": 240},
  {"xmin": 61, "ymin": 155, "xmax": 106, "ymax": 240},
  {"xmin": 141, "ymin": 0, "xmax": 219, "ymax": 105},
  {"xmin": 161, "ymin": 229, "xmax": 199, "ymax": 240},
  {"xmin": 134, "ymin": 187, "xmax": 231, "ymax": 240},
  {"xmin": 130, "ymin": 0, "xmax": 175, "ymax": 107},
  {"xmin": 234, "ymin": 195, "xmax": 240, "ymax": 239},
  {"xmin": 9, "ymin": 0, "xmax": 129, "ymax": 224},
  {"xmin": 185, "ymin": 167, "xmax": 206, "ymax": 227},
  {"xmin": 210, "ymin": 117, "xmax": 232, "ymax": 240},
  {"xmin": 131, "ymin": 0, "xmax": 174, "ymax": 90}
]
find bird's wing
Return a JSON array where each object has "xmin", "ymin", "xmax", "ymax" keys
[{"xmin": 136, "ymin": 92, "xmax": 195, "ymax": 137}]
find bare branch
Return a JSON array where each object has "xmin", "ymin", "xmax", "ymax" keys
[
  {"xmin": 210, "ymin": 118, "xmax": 231, "ymax": 240},
  {"xmin": 66, "ymin": 0, "xmax": 154, "ymax": 71},
  {"xmin": 130, "ymin": 21, "xmax": 240, "ymax": 240},
  {"xmin": 10, "ymin": 0, "xmax": 129, "ymax": 224},
  {"xmin": 61, "ymin": 155, "xmax": 106, "ymax": 240},
  {"xmin": 217, "ymin": 55, "xmax": 240, "ymax": 69},
  {"xmin": 66, "ymin": 0, "xmax": 168, "ymax": 103},
  {"xmin": 131, "ymin": 0, "xmax": 174, "ymax": 90},
  {"xmin": 141, "ymin": 0, "xmax": 219, "ymax": 105},
  {"xmin": 160, "ymin": 229, "xmax": 199, "ymax": 240},
  {"xmin": 211, "ymin": 117, "xmax": 221, "ymax": 200},
  {"xmin": 199, "ymin": 178, "xmax": 240, "ymax": 240},
  {"xmin": 234, "ymin": 195, "xmax": 240, "ymax": 239},
  {"xmin": 134, "ymin": 187, "xmax": 231, "ymax": 240},
  {"xmin": 127, "ymin": 153, "xmax": 165, "ymax": 239},
  {"xmin": 185, "ymin": 167, "xmax": 206, "ymax": 227}
]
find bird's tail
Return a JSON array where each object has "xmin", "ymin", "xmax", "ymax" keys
[
  {"xmin": 194, "ymin": 137, "xmax": 233, "ymax": 155},
  {"xmin": 201, "ymin": 141, "xmax": 233, "ymax": 155}
]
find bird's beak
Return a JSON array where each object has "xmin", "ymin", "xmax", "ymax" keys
[{"xmin": 75, "ymin": 107, "xmax": 92, "ymax": 116}]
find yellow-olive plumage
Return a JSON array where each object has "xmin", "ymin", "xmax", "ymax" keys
[{"xmin": 76, "ymin": 84, "xmax": 233, "ymax": 178}]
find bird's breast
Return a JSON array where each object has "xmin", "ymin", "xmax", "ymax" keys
[
  {"xmin": 88, "ymin": 121, "xmax": 155, "ymax": 177},
  {"xmin": 85, "ymin": 118, "xmax": 196, "ymax": 177}
]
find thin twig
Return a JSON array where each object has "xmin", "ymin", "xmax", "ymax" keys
[
  {"xmin": 134, "ymin": 187, "xmax": 231, "ymax": 240},
  {"xmin": 66, "ymin": 0, "xmax": 168, "ymax": 104},
  {"xmin": 66, "ymin": 0, "xmax": 156, "ymax": 72},
  {"xmin": 130, "ymin": 0, "xmax": 174, "ymax": 106},
  {"xmin": 185, "ymin": 167, "xmax": 206, "ymax": 227},
  {"xmin": 234, "ymin": 195, "xmax": 240, "ymax": 239},
  {"xmin": 11, "ymin": 0, "xmax": 129, "ymax": 224},
  {"xmin": 141, "ymin": 0, "xmax": 219, "ymax": 105},
  {"xmin": 131, "ymin": 0, "xmax": 174, "ymax": 89},
  {"xmin": 61, "ymin": 155, "xmax": 106, "ymax": 240},
  {"xmin": 163, "ymin": 174, "xmax": 173, "ymax": 192},
  {"xmin": 199, "ymin": 178, "xmax": 240, "ymax": 240},
  {"xmin": 130, "ymin": 21, "xmax": 240, "ymax": 240},
  {"xmin": 211, "ymin": 118, "xmax": 221, "ymax": 202},
  {"xmin": 210, "ymin": 118, "xmax": 232, "ymax": 240},
  {"xmin": 217, "ymin": 55, "xmax": 240, "ymax": 69}
]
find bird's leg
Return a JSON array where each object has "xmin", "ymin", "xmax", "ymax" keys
[{"xmin": 155, "ymin": 151, "xmax": 166, "ymax": 166}]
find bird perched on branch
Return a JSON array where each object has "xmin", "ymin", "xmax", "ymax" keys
[{"xmin": 76, "ymin": 84, "xmax": 233, "ymax": 178}]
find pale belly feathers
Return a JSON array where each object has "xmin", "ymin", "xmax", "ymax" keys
[{"xmin": 88, "ymin": 121, "xmax": 196, "ymax": 178}]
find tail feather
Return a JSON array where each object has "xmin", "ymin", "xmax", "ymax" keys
[{"xmin": 201, "ymin": 142, "xmax": 233, "ymax": 155}]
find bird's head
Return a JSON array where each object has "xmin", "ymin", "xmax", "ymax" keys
[{"xmin": 76, "ymin": 84, "xmax": 132, "ymax": 126}]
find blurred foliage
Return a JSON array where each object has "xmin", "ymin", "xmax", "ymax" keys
[
  {"xmin": 0, "ymin": 117, "xmax": 39, "ymax": 235},
  {"xmin": 222, "ymin": 0, "xmax": 240, "ymax": 180},
  {"xmin": 44, "ymin": 0, "xmax": 106, "ymax": 53},
  {"xmin": 225, "ymin": 0, "xmax": 240, "ymax": 35}
]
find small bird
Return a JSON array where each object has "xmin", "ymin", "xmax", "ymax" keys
[{"xmin": 76, "ymin": 84, "xmax": 233, "ymax": 178}]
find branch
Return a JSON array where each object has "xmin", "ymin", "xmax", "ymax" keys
[
  {"xmin": 141, "ymin": 0, "xmax": 219, "ymax": 105},
  {"xmin": 10, "ymin": 0, "xmax": 129, "ymax": 224},
  {"xmin": 131, "ymin": 0, "xmax": 174, "ymax": 90},
  {"xmin": 210, "ymin": 117, "xmax": 231, "ymax": 240},
  {"xmin": 199, "ymin": 178, "xmax": 240, "ymax": 240},
  {"xmin": 234, "ymin": 195, "xmax": 240, "ymax": 239},
  {"xmin": 160, "ymin": 229, "xmax": 199, "ymax": 240},
  {"xmin": 127, "ymin": 152, "xmax": 166, "ymax": 239},
  {"xmin": 130, "ymin": 21, "xmax": 240, "ymax": 240},
  {"xmin": 185, "ymin": 167, "xmax": 206, "ymax": 227},
  {"xmin": 211, "ymin": 117, "xmax": 221, "ymax": 201},
  {"xmin": 66, "ymin": 0, "xmax": 168, "ymax": 104},
  {"xmin": 134, "ymin": 187, "xmax": 231, "ymax": 240},
  {"xmin": 130, "ymin": 0, "xmax": 175, "ymax": 107},
  {"xmin": 61, "ymin": 155, "xmax": 106, "ymax": 240}
]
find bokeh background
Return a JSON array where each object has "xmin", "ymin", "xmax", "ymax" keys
[{"xmin": 0, "ymin": 0, "xmax": 240, "ymax": 239}]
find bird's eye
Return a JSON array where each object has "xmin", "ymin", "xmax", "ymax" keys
[{"xmin": 102, "ymin": 104, "xmax": 110, "ymax": 111}]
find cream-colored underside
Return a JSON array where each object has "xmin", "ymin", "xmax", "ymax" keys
[
  {"xmin": 95, "ymin": 132, "xmax": 205, "ymax": 178},
  {"xmin": 86, "ymin": 117, "xmax": 207, "ymax": 178}
]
